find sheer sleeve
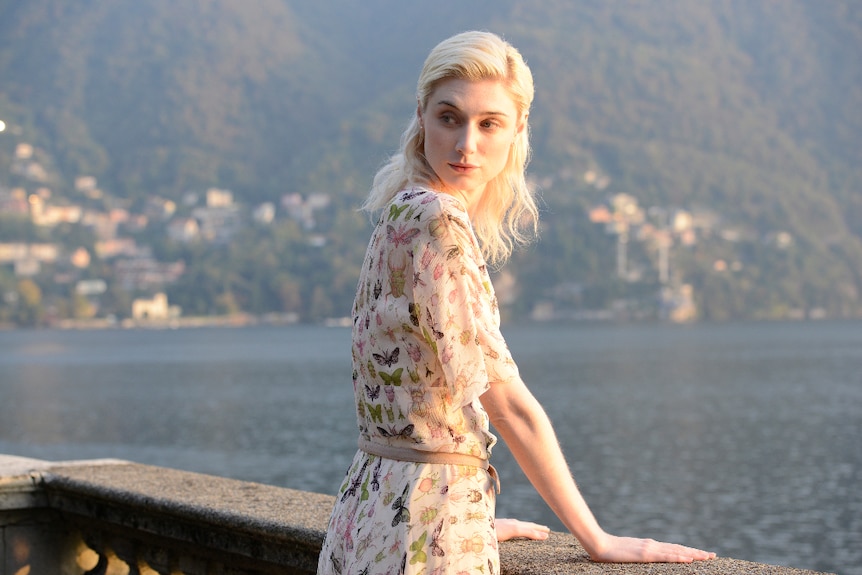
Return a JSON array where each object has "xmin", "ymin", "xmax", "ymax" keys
[{"xmin": 412, "ymin": 196, "xmax": 520, "ymax": 409}]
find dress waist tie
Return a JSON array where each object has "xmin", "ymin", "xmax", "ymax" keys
[{"xmin": 358, "ymin": 436, "xmax": 500, "ymax": 494}]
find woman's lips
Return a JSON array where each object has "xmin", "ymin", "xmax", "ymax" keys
[{"xmin": 449, "ymin": 162, "xmax": 478, "ymax": 173}]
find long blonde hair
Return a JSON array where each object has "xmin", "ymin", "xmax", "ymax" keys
[{"xmin": 362, "ymin": 30, "xmax": 538, "ymax": 266}]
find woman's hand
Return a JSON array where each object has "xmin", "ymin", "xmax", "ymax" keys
[
  {"xmin": 589, "ymin": 533, "xmax": 716, "ymax": 563},
  {"xmin": 495, "ymin": 518, "xmax": 550, "ymax": 542}
]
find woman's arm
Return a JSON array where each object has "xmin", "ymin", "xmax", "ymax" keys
[{"xmin": 480, "ymin": 377, "xmax": 716, "ymax": 563}]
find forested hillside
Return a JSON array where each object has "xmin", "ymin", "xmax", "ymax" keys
[{"xmin": 0, "ymin": 0, "xmax": 860, "ymax": 324}]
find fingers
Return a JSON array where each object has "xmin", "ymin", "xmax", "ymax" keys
[
  {"xmin": 519, "ymin": 521, "xmax": 551, "ymax": 540},
  {"xmin": 651, "ymin": 540, "xmax": 716, "ymax": 562},
  {"xmin": 591, "ymin": 536, "xmax": 716, "ymax": 563},
  {"xmin": 495, "ymin": 518, "xmax": 551, "ymax": 542}
]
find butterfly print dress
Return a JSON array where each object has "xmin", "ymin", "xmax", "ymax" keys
[{"xmin": 318, "ymin": 188, "xmax": 521, "ymax": 575}]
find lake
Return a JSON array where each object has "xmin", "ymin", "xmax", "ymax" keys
[{"xmin": 0, "ymin": 320, "xmax": 859, "ymax": 574}]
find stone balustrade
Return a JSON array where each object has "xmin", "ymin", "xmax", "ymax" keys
[{"xmin": 0, "ymin": 455, "xmax": 830, "ymax": 575}]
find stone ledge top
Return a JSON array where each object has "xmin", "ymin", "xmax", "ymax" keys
[
  {"xmin": 0, "ymin": 454, "xmax": 127, "ymax": 478},
  {"xmin": 40, "ymin": 459, "xmax": 334, "ymax": 549},
  {"xmin": 499, "ymin": 533, "xmax": 828, "ymax": 575},
  {"xmin": 0, "ymin": 455, "xmax": 834, "ymax": 575}
]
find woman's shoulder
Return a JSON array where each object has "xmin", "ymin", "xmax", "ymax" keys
[
  {"xmin": 387, "ymin": 186, "xmax": 467, "ymax": 219},
  {"xmin": 380, "ymin": 186, "xmax": 476, "ymax": 253}
]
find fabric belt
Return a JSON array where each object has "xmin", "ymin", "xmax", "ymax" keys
[{"xmin": 358, "ymin": 436, "xmax": 500, "ymax": 493}]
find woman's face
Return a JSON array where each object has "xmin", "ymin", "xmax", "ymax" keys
[{"xmin": 418, "ymin": 78, "xmax": 524, "ymax": 213}]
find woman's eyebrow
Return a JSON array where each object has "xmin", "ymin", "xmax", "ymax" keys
[{"xmin": 435, "ymin": 99, "xmax": 510, "ymax": 117}]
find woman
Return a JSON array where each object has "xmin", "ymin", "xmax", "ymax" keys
[{"xmin": 317, "ymin": 30, "xmax": 715, "ymax": 574}]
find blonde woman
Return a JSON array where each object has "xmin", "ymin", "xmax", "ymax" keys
[{"xmin": 317, "ymin": 30, "xmax": 715, "ymax": 575}]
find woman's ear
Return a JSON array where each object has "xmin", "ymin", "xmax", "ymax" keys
[{"xmin": 516, "ymin": 113, "xmax": 529, "ymax": 137}]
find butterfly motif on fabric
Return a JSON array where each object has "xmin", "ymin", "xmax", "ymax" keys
[
  {"xmin": 425, "ymin": 308, "xmax": 445, "ymax": 339},
  {"xmin": 373, "ymin": 347, "xmax": 400, "ymax": 367},
  {"xmin": 388, "ymin": 203, "xmax": 409, "ymax": 221},
  {"xmin": 365, "ymin": 383, "xmax": 380, "ymax": 400},
  {"xmin": 366, "ymin": 402, "xmax": 383, "ymax": 423},
  {"xmin": 391, "ymin": 483, "xmax": 412, "ymax": 527},
  {"xmin": 377, "ymin": 423, "xmax": 414, "ymax": 439},
  {"xmin": 379, "ymin": 368, "xmax": 403, "ymax": 386},
  {"xmin": 387, "ymin": 224, "xmax": 421, "ymax": 247},
  {"xmin": 409, "ymin": 530, "xmax": 428, "ymax": 565}
]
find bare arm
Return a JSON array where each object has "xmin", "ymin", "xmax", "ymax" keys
[{"xmin": 480, "ymin": 377, "xmax": 716, "ymax": 563}]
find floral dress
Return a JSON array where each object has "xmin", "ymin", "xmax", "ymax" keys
[{"xmin": 317, "ymin": 187, "xmax": 521, "ymax": 575}]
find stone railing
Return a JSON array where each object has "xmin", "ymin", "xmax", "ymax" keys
[{"xmin": 0, "ymin": 455, "xmax": 830, "ymax": 575}]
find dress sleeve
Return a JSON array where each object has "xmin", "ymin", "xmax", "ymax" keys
[{"xmin": 412, "ymin": 198, "xmax": 520, "ymax": 409}]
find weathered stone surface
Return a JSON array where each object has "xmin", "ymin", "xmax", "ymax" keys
[
  {"xmin": 499, "ymin": 532, "xmax": 828, "ymax": 575},
  {"xmin": 0, "ymin": 455, "xmax": 835, "ymax": 575}
]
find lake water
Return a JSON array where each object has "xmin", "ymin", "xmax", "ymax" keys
[{"xmin": 0, "ymin": 321, "xmax": 859, "ymax": 574}]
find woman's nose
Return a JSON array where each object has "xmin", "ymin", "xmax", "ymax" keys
[{"xmin": 456, "ymin": 125, "xmax": 478, "ymax": 155}]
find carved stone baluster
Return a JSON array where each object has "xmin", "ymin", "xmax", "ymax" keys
[
  {"xmin": 136, "ymin": 542, "xmax": 173, "ymax": 575},
  {"xmin": 109, "ymin": 536, "xmax": 142, "ymax": 574},
  {"xmin": 75, "ymin": 530, "xmax": 110, "ymax": 575}
]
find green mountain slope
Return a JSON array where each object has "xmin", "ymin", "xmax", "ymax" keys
[{"xmin": 0, "ymin": 0, "xmax": 859, "ymax": 321}]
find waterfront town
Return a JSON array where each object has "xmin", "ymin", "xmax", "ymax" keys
[{"xmin": 1, "ymin": 137, "xmax": 800, "ymax": 329}]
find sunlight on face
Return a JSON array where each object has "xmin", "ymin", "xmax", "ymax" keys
[{"xmin": 419, "ymin": 78, "xmax": 523, "ymax": 213}]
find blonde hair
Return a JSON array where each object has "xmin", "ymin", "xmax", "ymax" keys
[{"xmin": 362, "ymin": 30, "xmax": 538, "ymax": 266}]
